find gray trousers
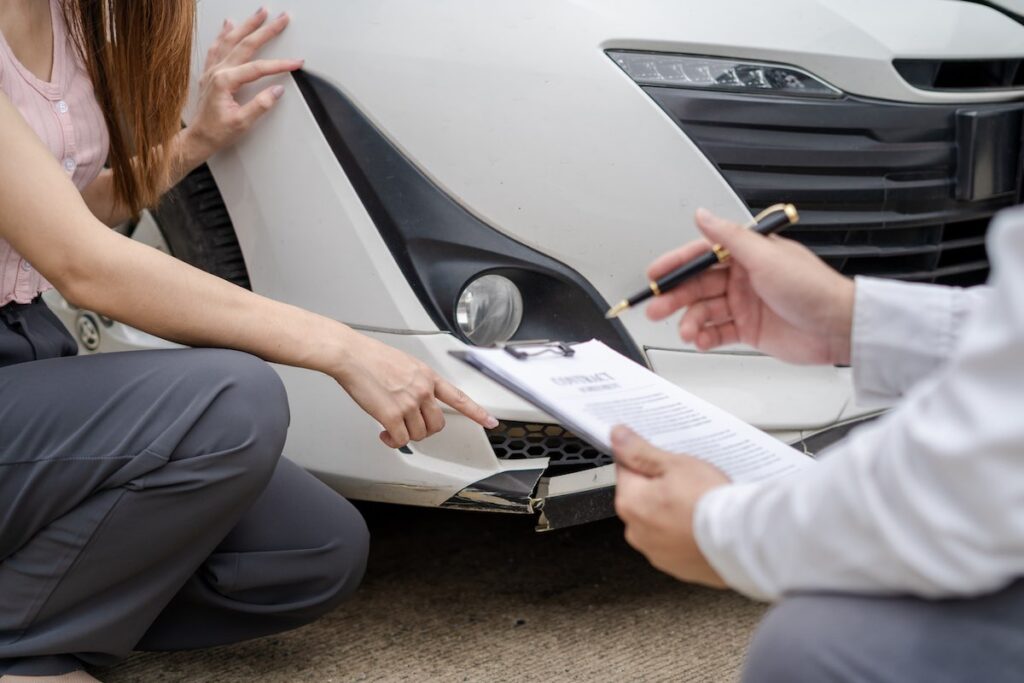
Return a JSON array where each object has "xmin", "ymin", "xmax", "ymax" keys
[
  {"xmin": 742, "ymin": 580, "xmax": 1024, "ymax": 682},
  {"xmin": 0, "ymin": 299, "xmax": 369, "ymax": 676}
]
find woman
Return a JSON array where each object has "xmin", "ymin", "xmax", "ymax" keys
[{"xmin": 0, "ymin": 2, "xmax": 497, "ymax": 681}]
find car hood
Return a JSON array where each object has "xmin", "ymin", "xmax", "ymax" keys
[{"xmin": 195, "ymin": 0, "xmax": 1024, "ymax": 353}]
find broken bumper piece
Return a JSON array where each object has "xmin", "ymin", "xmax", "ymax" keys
[
  {"xmin": 441, "ymin": 464, "xmax": 617, "ymax": 532},
  {"xmin": 440, "ymin": 414, "xmax": 883, "ymax": 531}
]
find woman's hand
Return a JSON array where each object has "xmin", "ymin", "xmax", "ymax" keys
[
  {"xmin": 80, "ymin": 8, "xmax": 301, "ymax": 226},
  {"xmin": 646, "ymin": 208, "xmax": 856, "ymax": 365},
  {"xmin": 613, "ymin": 426, "xmax": 729, "ymax": 587},
  {"xmin": 333, "ymin": 332, "xmax": 499, "ymax": 449},
  {"xmin": 183, "ymin": 8, "xmax": 304, "ymax": 163}
]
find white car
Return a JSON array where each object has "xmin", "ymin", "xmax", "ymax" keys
[{"xmin": 49, "ymin": 0, "xmax": 1024, "ymax": 529}]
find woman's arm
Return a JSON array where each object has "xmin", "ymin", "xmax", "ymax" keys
[
  {"xmin": 81, "ymin": 9, "xmax": 302, "ymax": 226},
  {"xmin": 0, "ymin": 93, "xmax": 497, "ymax": 447}
]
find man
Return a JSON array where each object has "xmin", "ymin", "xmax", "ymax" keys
[{"xmin": 613, "ymin": 206, "xmax": 1024, "ymax": 682}]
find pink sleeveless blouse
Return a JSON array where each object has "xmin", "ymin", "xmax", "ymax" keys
[{"xmin": 0, "ymin": 0, "xmax": 109, "ymax": 306}]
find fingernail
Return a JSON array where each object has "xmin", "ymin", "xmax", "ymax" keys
[
  {"xmin": 485, "ymin": 416, "xmax": 499, "ymax": 429},
  {"xmin": 278, "ymin": 11, "xmax": 289, "ymax": 20},
  {"xmin": 222, "ymin": 19, "xmax": 228, "ymax": 28},
  {"xmin": 255, "ymin": 6, "xmax": 266, "ymax": 16},
  {"xmin": 611, "ymin": 425, "xmax": 636, "ymax": 447},
  {"xmin": 271, "ymin": 85, "xmax": 285, "ymax": 99},
  {"xmin": 695, "ymin": 207, "xmax": 710, "ymax": 222}
]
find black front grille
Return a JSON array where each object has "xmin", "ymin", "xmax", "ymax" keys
[
  {"xmin": 895, "ymin": 58, "xmax": 1024, "ymax": 91},
  {"xmin": 647, "ymin": 88, "xmax": 1023, "ymax": 286},
  {"xmin": 487, "ymin": 422, "xmax": 610, "ymax": 471}
]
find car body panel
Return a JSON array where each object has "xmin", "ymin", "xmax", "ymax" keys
[
  {"xmin": 48, "ymin": 0, "xmax": 1024, "ymax": 525},
  {"xmin": 187, "ymin": 0, "xmax": 1024, "ymax": 513}
]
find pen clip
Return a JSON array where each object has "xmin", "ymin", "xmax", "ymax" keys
[
  {"xmin": 503, "ymin": 340, "xmax": 577, "ymax": 360},
  {"xmin": 746, "ymin": 203, "xmax": 798, "ymax": 228}
]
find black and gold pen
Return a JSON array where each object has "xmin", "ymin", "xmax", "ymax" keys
[{"xmin": 605, "ymin": 203, "xmax": 799, "ymax": 319}]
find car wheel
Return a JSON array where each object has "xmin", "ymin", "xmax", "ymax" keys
[{"xmin": 147, "ymin": 163, "xmax": 250, "ymax": 289}]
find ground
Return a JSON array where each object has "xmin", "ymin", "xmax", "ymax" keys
[{"xmin": 105, "ymin": 502, "xmax": 767, "ymax": 683}]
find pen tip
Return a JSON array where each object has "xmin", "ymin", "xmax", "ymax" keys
[{"xmin": 605, "ymin": 301, "xmax": 629, "ymax": 319}]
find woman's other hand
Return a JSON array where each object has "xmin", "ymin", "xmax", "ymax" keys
[
  {"xmin": 333, "ymin": 332, "xmax": 499, "ymax": 449},
  {"xmin": 184, "ymin": 8, "xmax": 304, "ymax": 161},
  {"xmin": 646, "ymin": 208, "xmax": 856, "ymax": 366}
]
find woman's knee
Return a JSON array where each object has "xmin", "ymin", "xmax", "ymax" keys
[
  {"xmin": 215, "ymin": 495, "xmax": 369, "ymax": 630},
  {"xmin": 173, "ymin": 349, "xmax": 289, "ymax": 466},
  {"xmin": 330, "ymin": 499, "xmax": 370, "ymax": 601},
  {"xmin": 297, "ymin": 497, "xmax": 370, "ymax": 614},
  {"xmin": 217, "ymin": 459, "xmax": 370, "ymax": 622},
  {"xmin": 198, "ymin": 348, "xmax": 289, "ymax": 438}
]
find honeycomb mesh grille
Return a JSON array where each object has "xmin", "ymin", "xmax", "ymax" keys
[{"xmin": 486, "ymin": 421, "xmax": 610, "ymax": 470}]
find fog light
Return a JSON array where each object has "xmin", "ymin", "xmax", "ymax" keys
[
  {"xmin": 456, "ymin": 275, "xmax": 524, "ymax": 346},
  {"xmin": 608, "ymin": 51, "xmax": 842, "ymax": 99}
]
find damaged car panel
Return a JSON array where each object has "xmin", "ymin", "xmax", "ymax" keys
[
  {"xmin": 442, "ymin": 469, "xmax": 545, "ymax": 514},
  {"xmin": 45, "ymin": 0, "xmax": 1024, "ymax": 529}
]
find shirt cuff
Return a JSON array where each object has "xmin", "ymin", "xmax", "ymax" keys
[
  {"xmin": 694, "ymin": 482, "xmax": 777, "ymax": 602},
  {"xmin": 851, "ymin": 276, "xmax": 961, "ymax": 406}
]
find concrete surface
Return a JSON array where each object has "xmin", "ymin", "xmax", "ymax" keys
[{"xmin": 104, "ymin": 503, "xmax": 768, "ymax": 682}]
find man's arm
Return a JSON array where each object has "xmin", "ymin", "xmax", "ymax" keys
[
  {"xmin": 645, "ymin": 209, "xmax": 990, "ymax": 403},
  {"xmin": 851, "ymin": 277, "xmax": 991, "ymax": 406},
  {"xmin": 695, "ymin": 209, "xmax": 1024, "ymax": 600}
]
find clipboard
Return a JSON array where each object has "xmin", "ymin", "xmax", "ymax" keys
[
  {"xmin": 450, "ymin": 341, "xmax": 610, "ymax": 453},
  {"xmin": 451, "ymin": 340, "xmax": 815, "ymax": 483}
]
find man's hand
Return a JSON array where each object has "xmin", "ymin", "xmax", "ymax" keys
[
  {"xmin": 613, "ymin": 425, "xmax": 730, "ymax": 587},
  {"xmin": 646, "ymin": 208, "xmax": 856, "ymax": 366}
]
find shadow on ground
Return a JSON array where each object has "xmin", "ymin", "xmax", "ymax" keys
[{"xmin": 105, "ymin": 503, "xmax": 766, "ymax": 682}]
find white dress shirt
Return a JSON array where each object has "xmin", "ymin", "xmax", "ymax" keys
[{"xmin": 694, "ymin": 206, "xmax": 1024, "ymax": 602}]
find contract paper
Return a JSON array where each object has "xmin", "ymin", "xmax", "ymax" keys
[{"xmin": 457, "ymin": 340, "xmax": 813, "ymax": 483}]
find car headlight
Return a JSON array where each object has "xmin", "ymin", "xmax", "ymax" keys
[
  {"xmin": 456, "ymin": 274, "xmax": 524, "ymax": 346},
  {"xmin": 608, "ymin": 51, "xmax": 842, "ymax": 99}
]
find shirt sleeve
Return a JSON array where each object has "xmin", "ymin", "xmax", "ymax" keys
[
  {"xmin": 851, "ymin": 276, "xmax": 990, "ymax": 407},
  {"xmin": 693, "ymin": 207, "xmax": 1024, "ymax": 602}
]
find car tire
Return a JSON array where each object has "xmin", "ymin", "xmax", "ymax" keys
[{"xmin": 148, "ymin": 163, "xmax": 251, "ymax": 289}]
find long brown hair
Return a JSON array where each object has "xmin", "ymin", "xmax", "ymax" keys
[{"xmin": 63, "ymin": 1, "xmax": 195, "ymax": 215}]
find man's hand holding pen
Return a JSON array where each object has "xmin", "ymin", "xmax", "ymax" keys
[
  {"xmin": 613, "ymin": 207, "xmax": 857, "ymax": 580},
  {"xmin": 606, "ymin": 203, "xmax": 799, "ymax": 318},
  {"xmin": 646, "ymin": 208, "xmax": 855, "ymax": 365}
]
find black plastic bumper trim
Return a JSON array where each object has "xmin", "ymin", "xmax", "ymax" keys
[
  {"xmin": 293, "ymin": 71, "xmax": 643, "ymax": 363},
  {"xmin": 537, "ymin": 487, "xmax": 616, "ymax": 531}
]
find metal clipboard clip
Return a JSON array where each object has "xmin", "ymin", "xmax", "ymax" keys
[{"xmin": 502, "ymin": 340, "xmax": 577, "ymax": 361}]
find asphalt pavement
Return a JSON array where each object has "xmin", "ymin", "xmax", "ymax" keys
[{"xmin": 104, "ymin": 502, "xmax": 767, "ymax": 682}]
